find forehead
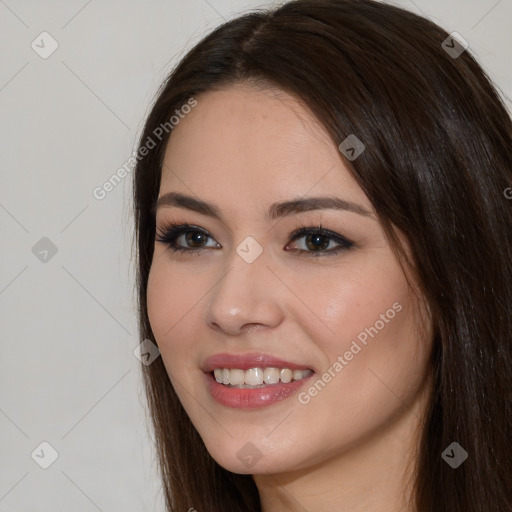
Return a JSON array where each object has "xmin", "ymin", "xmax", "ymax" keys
[
  {"xmin": 164, "ymin": 85, "xmax": 331, "ymax": 159},
  {"xmin": 160, "ymin": 84, "xmax": 369, "ymax": 211}
]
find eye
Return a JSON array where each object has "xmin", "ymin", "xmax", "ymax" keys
[
  {"xmin": 285, "ymin": 225, "xmax": 354, "ymax": 257},
  {"xmin": 155, "ymin": 222, "xmax": 354, "ymax": 257},
  {"xmin": 155, "ymin": 223, "xmax": 219, "ymax": 253}
]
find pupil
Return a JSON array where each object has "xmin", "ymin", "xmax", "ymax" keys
[
  {"xmin": 308, "ymin": 234, "xmax": 328, "ymax": 251},
  {"xmin": 187, "ymin": 231, "xmax": 205, "ymax": 247}
]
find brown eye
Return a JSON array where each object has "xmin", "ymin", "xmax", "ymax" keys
[
  {"xmin": 156, "ymin": 223, "xmax": 354, "ymax": 257},
  {"xmin": 286, "ymin": 226, "xmax": 354, "ymax": 257},
  {"xmin": 184, "ymin": 231, "xmax": 209, "ymax": 247},
  {"xmin": 304, "ymin": 233, "xmax": 330, "ymax": 251},
  {"xmin": 155, "ymin": 223, "xmax": 220, "ymax": 253}
]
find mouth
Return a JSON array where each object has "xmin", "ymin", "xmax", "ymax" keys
[
  {"xmin": 212, "ymin": 367, "xmax": 313, "ymax": 387},
  {"xmin": 202, "ymin": 353, "xmax": 315, "ymax": 409}
]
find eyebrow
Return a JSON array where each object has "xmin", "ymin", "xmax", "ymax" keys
[{"xmin": 154, "ymin": 192, "xmax": 374, "ymax": 222}]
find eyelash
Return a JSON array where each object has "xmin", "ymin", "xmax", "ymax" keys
[{"xmin": 155, "ymin": 222, "xmax": 354, "ymax": 258}]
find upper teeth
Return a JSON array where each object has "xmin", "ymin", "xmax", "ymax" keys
[{"xmin": 213, "ymin": 367, "xmax": 313, "ymax": 387}]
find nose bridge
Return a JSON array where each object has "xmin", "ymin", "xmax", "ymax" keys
[{"xmin": 204, "ymin": 240, "xmax": 283, "ymax": 334}]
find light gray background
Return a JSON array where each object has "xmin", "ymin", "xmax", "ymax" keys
[{"xmin": 0, "ymin": 0, "xmax": 510, "ymax": 510}]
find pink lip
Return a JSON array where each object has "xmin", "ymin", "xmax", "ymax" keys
[
  {"xmin": 204, "ymin": 372, "xmax": 315, "ymax": 409},
  {"xmin": 202, "ymin": 352, "xmax": 315, "ymax": 409},
  {"xmin": 202, "ymin": 352, "xmax": 313, "ymax": 372}
]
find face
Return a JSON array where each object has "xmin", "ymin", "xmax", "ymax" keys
[{"xmin": 146, "ymin": 84, "xmax": 432, "ymax": 476}]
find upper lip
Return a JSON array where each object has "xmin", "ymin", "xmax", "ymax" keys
[{"xmin": 202, "ymin": 353, "xmax": 314, "ymax": 372}]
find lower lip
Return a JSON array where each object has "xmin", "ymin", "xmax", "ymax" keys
[{"xmin": 205, "ymin": 372, "xmax": 315, "ymax": 409}]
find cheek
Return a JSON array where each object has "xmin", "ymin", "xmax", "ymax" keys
[
  {"xmin": 146, "ymin": 261, "xmax": 206, "ymax": 393},
  {"xmin": 290, "ymin": 269, "xmax": 429, "ymax": 452},
  {"xmin": 146, "ymin": 258, "xmax": 203, "ymax": 341},
  {"xmin": 296, "ymin": 258, "xmax": 429, "ymax": 412},
  {"xmin": 147, "ymin": 263, "xmax": 172, "ymax": 341},
  {"xmin": 309, "ymin": 268, "xmax": 428, "ymax": 407},
  {"xmin": 146, "ymin": 257, "xmax": 237, "ymax": 390},
  {"xmin": 294, "ymin": 258, "xmax": 412, "ymax": 360}
]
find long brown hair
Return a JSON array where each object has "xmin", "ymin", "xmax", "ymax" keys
[{"xmin": 132, "ymin": 1, "xmax": 512, "ymax": 510}]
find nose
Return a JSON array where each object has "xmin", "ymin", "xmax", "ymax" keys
[{"xmin": 203, "ymin": 247, "xmax": 284, "ymax": 336}]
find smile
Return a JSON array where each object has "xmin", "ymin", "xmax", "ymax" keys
[
  {"xmin": 213, "ymin": 367, "xmax": 313, "ymax": 387},
  {"xmin": 203, "ymin": 352, "xmax": 315, "ymax": 409}
]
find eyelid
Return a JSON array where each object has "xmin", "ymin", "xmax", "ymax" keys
[
  {"xmin": 155, "ymin": 221, "xmax": 354, "ymax": 256},
  {"xmin": 155, "ymin": 223, "xmax": 220, "ymax": 249},
  {"xmin": 285, "ymin": 225, "xmax": 354, "ymax": 255}
]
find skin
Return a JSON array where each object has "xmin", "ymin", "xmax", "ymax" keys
[{"xmin": 146, "ymin": 83, "xmax": 433, "ymax": 512}]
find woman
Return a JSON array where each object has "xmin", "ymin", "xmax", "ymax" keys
[{"xmin": 132, "ymin": 0, "xmax": 512, "ymax": 510}]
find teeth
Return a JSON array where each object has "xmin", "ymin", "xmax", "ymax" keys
[
  {"xmin": 263, "ymin": 367, "xmax": 280, "ymax": 384},
  {"xmin": 292, "ymin": 369, "xmax": 305, "ymax": 381},
  {"xmin": 213, "ymin": 367, "xmax": 312, "ymax": 387},
  {"xmin": 245, "ymin": 368, "xmax": 263, "ymax": 385},
  {"xmin": 229, "ymin": 369, "xmax": 245, "ymax": 386},
  {"xmin": 280, "ymin": 368, "xmax": 292, "ymax": 383}
]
